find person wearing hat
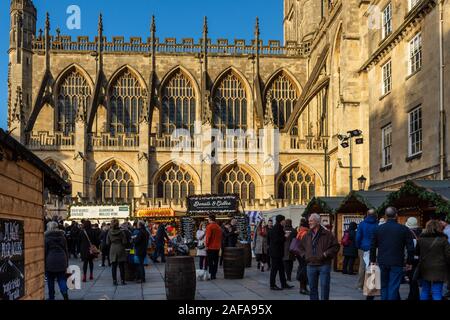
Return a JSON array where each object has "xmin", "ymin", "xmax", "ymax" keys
[
  {"xmin": 267, "ymin": 215, "xmax": 293, "ymax": 290},
  {"xmin": 405, "ymin": 217, "xmax": 422, "ymax": 300}
]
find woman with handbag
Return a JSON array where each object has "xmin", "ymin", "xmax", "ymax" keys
[
  {"xmin": 80, "ymin": 220, "xmax": 100, "ymax": 282},
  {"xmin": 253, "ymin": 220, "xmax": 268, "ymax": 272},
  {"xmin": 196, "ymin": 222, "xmax": 208, "ymax": 270},
  {"xmin": 107, "ymin": 219, "xmax": 128, "ymax": 285},
  {"xmin": 416, "ymin": 220, "xmax": 450, "ymax": 300}
]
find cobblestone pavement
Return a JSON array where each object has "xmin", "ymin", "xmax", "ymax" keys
[{"xmin": 46, "ymin": 258, "xmax": 409, "ymax": 300}]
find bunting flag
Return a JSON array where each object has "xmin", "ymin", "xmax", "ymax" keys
[{"xmin": 246, "ymin": 211, "xmax": 263, "ymax": 225}]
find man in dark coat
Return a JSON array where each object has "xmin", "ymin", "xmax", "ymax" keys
[
  {"xmin": 299, "ymin": 213, "xmax": 340, "ymax": 300},
  {"xmin": 134, "ymin": 221, "xmax": 150, "ymax": 283},
  {"xmin": 267, "ymin": 215, "xmax": 293, "ymax": 290},
  {"xmin": 151, "ymin": 223, "xmax": 169, "ymax": 263},
  {"xmin": 45, "ymin": 221, "xmax": 69, "ymax": 300},
  {"xmin": 69, "ymin": 221, "xmax": 80, "ymax": 258},
  {"xmin": 370, "ymin": 207, "xmax": 415, "ymax": 300}
]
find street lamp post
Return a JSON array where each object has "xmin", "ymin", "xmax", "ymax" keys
[{"xmin": 338, "ymin": 130, "xmax": 364, "ymax": 192}]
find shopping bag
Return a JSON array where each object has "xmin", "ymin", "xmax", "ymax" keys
[
  {"xmin": 289, "ymin": 238, "xmax": 302, "ymax": 257},
  {"xmin": 363, "ymin": 264, "xmax": 381, "ymax": 296}
]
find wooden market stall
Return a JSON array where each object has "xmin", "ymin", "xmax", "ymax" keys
[
  {"xmin": 135, "ymin": 208, "xmax": 180, "ymax": 256},
  {"xmin": 303, "ymin": 196, "xmax": 346, "ymax": 229},
  {"xmin": 0, "ymin": 129, "xmax": 70, "ymax": 300},
  {"xmin": 334, "ymin": 190, "xmax": 391, "ymax": 272},
  {"xmin": 185, "ymin": 194, "xmax": 250, "ymax": 257},
  {"xmin": 377, "ymin": 180, "xmax": 450, "ymax": 227}
]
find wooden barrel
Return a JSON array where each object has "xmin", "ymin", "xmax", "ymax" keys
[
  {"xmin": 237, "ymin": 242, "xmax": 252, "ymax": 268},
  {"xmin": 165, "ymin": 256, "xmax": 196, "ymax": 300},
  {"xmin": 223, "ymin": 247, "xmax": 245, "ymax": 279}
]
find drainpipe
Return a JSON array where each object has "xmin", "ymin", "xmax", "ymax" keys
[{"xmin": 439, "ymin": 0, "xmax": 446, "ymax": 180}]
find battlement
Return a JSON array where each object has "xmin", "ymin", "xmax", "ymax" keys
[{"xmin": 32, "ymin": 35, "xmax": 311, "ymax": 57}]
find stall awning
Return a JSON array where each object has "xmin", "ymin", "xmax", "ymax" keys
[
  {"xmin": 136, "ymin": 208, "xmax": 175, "ymax": 218},
  {"xmin": 303, "ymin": 196, "xmax": 346, "ymax": 217}
]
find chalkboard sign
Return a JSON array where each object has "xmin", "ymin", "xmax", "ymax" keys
[
  {"xmin": 188, "ymin": 195, "xmax": 238, "ymax": 214},
  {"xmin": 180, "ymin": 216, "xmax": 195, "ymax": 244},
  {"xmin": 234, "ymin": 215, "xmax": 250, "ymax": 242},
  {"xmin": 0, "ymin": 219, "xmax": 25, "ymax": 300}
]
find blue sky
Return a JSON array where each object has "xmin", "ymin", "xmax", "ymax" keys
[{"xmin": 0, "ymin": 0, "xmax": 284, "ymax": 129}]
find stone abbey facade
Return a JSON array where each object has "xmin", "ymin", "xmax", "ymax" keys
[{"xmin": 11, "ymin": 0, "xmax": 415, "ymax": 216}]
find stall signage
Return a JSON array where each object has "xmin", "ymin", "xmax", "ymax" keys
[
  {"xmin": 0, "ymin": 219, "xmax": 25, "ymax": 300},
  {"xmin": 180, "ymin": 216, "xmax": 196, "ymax": 244},
  {"xmin": 234, "ymin": 215, "xmax": 250, "ymax": 242},
  {"xmin": 137, "ymin": 208, "xmax": 175, "ymax": 218},
  {"xmin": 188, "ymin": 195, "xmax": 238, "ymax": 214},
  {"xmin": 69, "ymin": 206, "xmax": 130, "ymax": 219}
]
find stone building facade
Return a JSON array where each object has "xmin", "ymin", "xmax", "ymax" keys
[
  {"xmin": 360, "ymin": 0, "xmax": 449, "ymax": 190},
  {"xmin": 7, "ymin": 0, "xmax": 374, "ymax": 216}
]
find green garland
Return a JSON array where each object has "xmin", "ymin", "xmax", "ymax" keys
[
  {"xmin": 378, "ymin": 180, "xmax": 450, "ymax": 221},
  {"xmin": 303, "ymin": 197, "xmax": 334, "ymax": 217}
]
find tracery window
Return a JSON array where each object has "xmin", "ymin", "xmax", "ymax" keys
[
  {"xmin": 278, "ymin": 164, "xmax": 315, "ymax": 204},
  {"xmin": 56, "ymin": 70, "xmax": 91, "ymax": 134},
  {"xmin": 218, "ymin": 165, "xmax": 255, "ymax": 200},
  {"xmin": 46, "ymin": 159, "xmax": 71, "ymax": 184},
  {"xmin": 95, "ymin": 163, "xmax": 134, "ymax": 202},
  {"xmin": 213, "ymin": 71, "xmax": 247, "ymax": 132},
  {"xmin": 161, "ymin": 70, "xmax": 196, "ymax": 135},
  {"xmin": 156, "ymin": 164, "xmax": 195, "ymax": 200},
  {"xmin": 266, "ymin": 72, "xmax": 299, "ymax": 129},
  {"xmin": 109, "ymin": 70, "xmax": 147, "ymax": 135}
]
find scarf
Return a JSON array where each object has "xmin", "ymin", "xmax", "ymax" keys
[{"xmin": 311, "ymin": 227, "xmax": 322, "ymax": 255}]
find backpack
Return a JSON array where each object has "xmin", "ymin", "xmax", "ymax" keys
[{"xmin": 341, "ymin": 231, "xmax": 352, "ymax": 247}]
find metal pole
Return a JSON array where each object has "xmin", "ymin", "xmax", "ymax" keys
[
  {"xmin": 439, "ymin": 0, "xmax": 446, "ymax": 180},
  {"xmin": 324, "ymin": 140, "xmax": 328, "ymax": 196},
  {"xmin": 349, "ymin": 137, "xmax": 353, "ymax": 192}
]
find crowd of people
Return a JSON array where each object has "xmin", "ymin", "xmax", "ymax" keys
[
  {"xmin": 43, "ymin": 209, "xmax": 450, "ymax": 301},
  {"xmin": 44, "ymin": 217, "xmax": 152, "ymax": 300},
  {"xmin": 250, "ymin": 208, "xmax": 450, "ymax": 301}
]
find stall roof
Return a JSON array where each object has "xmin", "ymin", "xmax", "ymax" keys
[
  {"xmin": 336, "ymin": 191, "xmax": 392, "ymax": 213},
  {"xmin": 303, "ymin": 196, "xmax": 346, "ymax": 216},
  {"xmin": 413, "ymin": 180, "xmax": 450, "ymax": 200},
  {"xmin": 0, "ymin": 129, "xmax": 71, "ymax": 196},
  {"xmin": 377, "ymin": 180, "xmax": 450, "ymax": 219}
]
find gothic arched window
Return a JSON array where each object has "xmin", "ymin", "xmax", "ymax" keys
[
  {"xmin": 278, "ymin": 164, "xmax": 315, "ymax": 204},
  {"xmin": 161, "ymin": 70, "xmax": 196, "ymax": 135},
  {"xmin": 56, "ymin": 70, "xmax": 91, "ymax": 134},
  {"xmin": 218, "ymin": 165, "xmax": 255, "ymax": 200},
  {"xmin": 47, "ymin": 160, "xmax": 71, "ymax": 183},
  {"xmin": 109, "ymin": 70, "xmax": 147, "ymax": 135},
  {"xmin": 95, "ymin": 163, "xmax": 134, "ymax": 202},
  {"xmin": 156, "ymin": 164, "xmax": 195, "ymax": 200},
  {"xmin": 213, "ymin": 71, "xmax": 247, "ymax": 132},
  {"xmin": 266, "ymin": 72, "xmax": 299, "ymax": 129}
]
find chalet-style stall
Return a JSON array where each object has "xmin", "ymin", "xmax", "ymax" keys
[
  {"xmin": 0, "ymin": 129, "xmax": 70, "ymax": 300},
  {"xmin": 334, "ymin": 190, "xmax": 391, "ymax": 272},
  {"xmin": 378, "ymin": 180, "xmax": 450, "ymax": 227},
  {"xmin": 303, "ymin": 196, "xmax": 346, "ymax": 228},
  {"xmin": 135, "ymin": 208, "xmax": 180, "ymax": 256}
]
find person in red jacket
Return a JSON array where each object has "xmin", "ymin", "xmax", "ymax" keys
[{"xmin": 205, "ymin": 214, "xmax": 223, "ymax": 280}]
